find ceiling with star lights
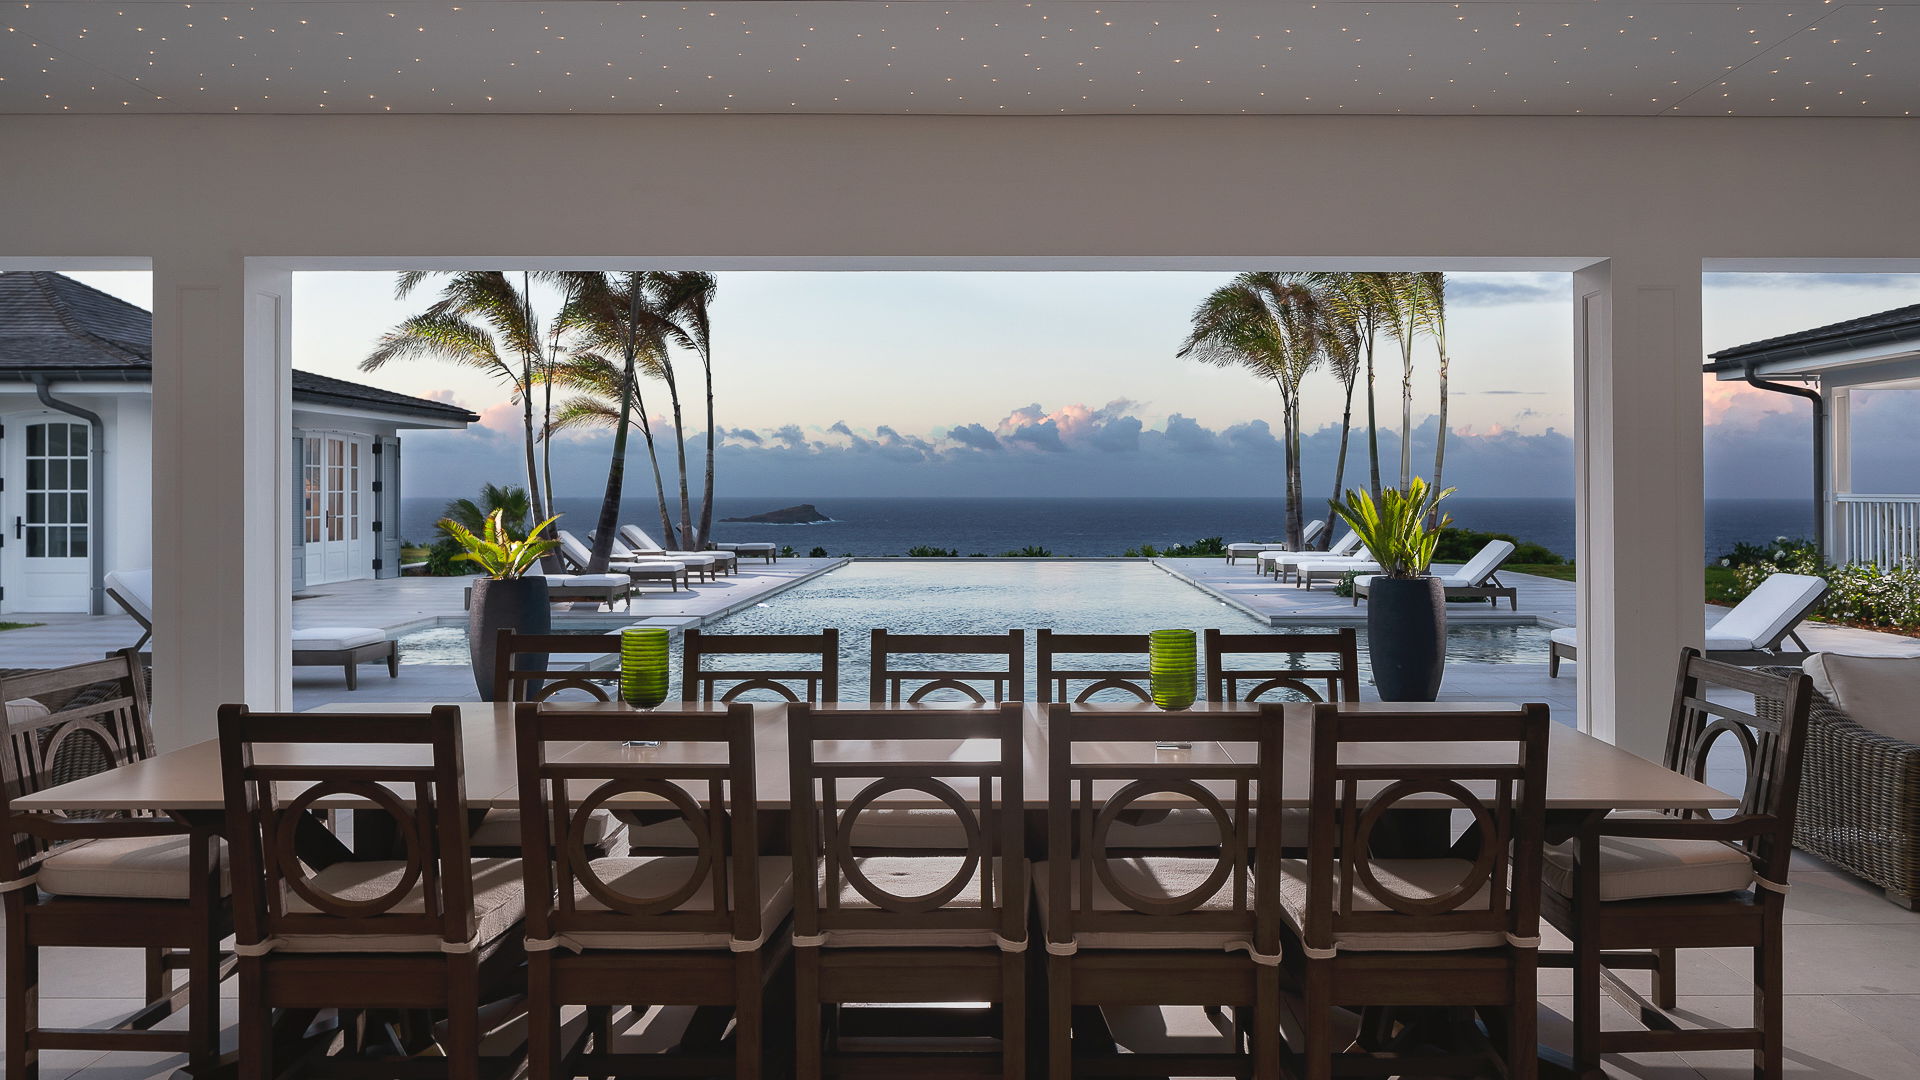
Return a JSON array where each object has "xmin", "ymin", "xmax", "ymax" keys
[{"xmin": 1, "ymin": 1, "xmax": 1914, "ymax": 116}]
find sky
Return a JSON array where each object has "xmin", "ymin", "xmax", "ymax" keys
[{"xmin": 65, "ymin": 269, "xmax": 1920, "ymax": 503}]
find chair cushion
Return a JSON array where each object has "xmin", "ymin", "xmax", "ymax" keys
[
  {"xmin": 622, "ymin": 563, "xmax": 686, "ymax": 576},
  {"xmin": 1802, "ymin": 653, "xmax": 1920, "ymax": 745},
  {"xmin": 276, "ymin": 857, "xmax": 525, "ymax": 953},
  {"xmin": 541, "ymin": 573, "xmax": 630, "ymax": 588},
  {"xmin": 1100, "ymin": 808, "xmax": 1307, "ymax": 850},
  {"xmin": 1542, "ymin": 812, "xmax": 1756, "ymax": 901},
  {"xmin": 816, "ymin": 856, "xmax": 1023, "ymax": 947},
  {"xmin": 1708, "ymin": 572, "xmax": 1826, "ymax": 651},
  {"xmin": 844, "ymin": 808, "xmax": 973, "ymax": 850},
  {"xmin": 1278, "ymin": 858, "xmax": 1506, "ymax": 951},
  {"xmin": 291, "ymin": 627, "xmax": 385, "ymax": 651},
  {"xmin": 558, "ymin": 855, "xmax": 794, "ymax": 951},
  {"xmin": 5, "ymin": 698, "xmax": 50, "ymax": 725},
  {"xmin": 37, "ymin": 835, "xmax": 231, "ymax": 900},
  {"xmin": 1549, "ymin": 627, "xmax": 1577, "ymax": 648},
  {"xmin": 471, "ymin": 808, "xmax": 624, "ymax": 851},
  {"xmin": 1033, "ymin": 857, "xmax": 1253, "ymax": 951}
]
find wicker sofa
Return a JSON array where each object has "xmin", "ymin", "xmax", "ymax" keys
[{"xmin": 1764, "ymin": 663, "xmax": 1920, "ymax": 910}]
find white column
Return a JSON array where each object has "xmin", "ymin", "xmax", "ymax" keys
[
  {"xmin": 149, "ymin": 254, "xmax": 292, "ymax": 748},
  {"xmin": 1573, "ymin": 256, "xmax": 1705, "ymax": 761},
  {"xmin": 1826, "ymin": 385, "xmax": 1851, "ymax": 562}
]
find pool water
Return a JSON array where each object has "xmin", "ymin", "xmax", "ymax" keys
[{"xmin": 397, "ymin": 562, "xmax": 1549, "ymax": 702}]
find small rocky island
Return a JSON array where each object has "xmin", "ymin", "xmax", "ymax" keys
[{"xmin": 721, "ymin": 503, "xmax": 832, "ymax": 524}]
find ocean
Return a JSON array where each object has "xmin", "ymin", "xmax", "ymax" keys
[{"xmin": 400, "ymin": 495, "xmax": 1814, "ymax": 563}]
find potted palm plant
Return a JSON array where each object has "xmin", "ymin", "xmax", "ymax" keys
[
  {"xmin": 1330, "ymin": 479, "xmax": 1455, "ymax": 701},
  {"xmin": 441, "ymin": 508, "xmax": 561, "ymax": 699}
]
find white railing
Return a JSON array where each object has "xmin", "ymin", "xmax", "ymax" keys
[{"xmin": 1837, "ymin": 495, "xmax": 1920, "ymax": 569}]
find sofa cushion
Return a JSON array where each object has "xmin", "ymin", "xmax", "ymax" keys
[
  {"xmin": 37, "ymin": 835, "xmax": 232, "ymax": 900},
  {"xmin": 5, "ymin": 698, "xmax": 50, "ymax": 725},
  {"xmin": 1278, "ymin": 857, "xmax": 1505, "ymax": 951},
  {"xmin": 558, "ymin": 855, "xmax": 793, "ymax": 951},
  {"xmin": 276, "ymin": 857, "xmax": 524, "ymax": 953},
  {"xmin": 1802, "ymin": 653, "xmax": 1920, "ymax": 745},
  {"xmin": 1542, "ymin": 812, "xmax": 1754, "ymax": 901},
  {"xmin": 291, "ymin": 627, "xmax": 385, "ymax": 651}
]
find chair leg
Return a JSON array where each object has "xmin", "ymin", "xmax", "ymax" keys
[
  {"xmin": 186, "ymin": 917, "xmax": 221, "ymax": 1072},
  {"xmin": 7, "ymin": 924, "xmax": 40, "ymax": 1080},
  {"xmin": 144, "ymin": 946, "xmax": 169, "ymax": 1003},
  {"xmin": 1254, "ymin": 969, "xmax": 1282, "ymax": 1080},
  {"xmin": 735, "ymin": 952, "xmax": 764, "ymax": 1080},
  {"xmin": 237, "ymin": 958, "xmax": 271, "ymax": 1080},
  {"xmin": 794, "ymin": 947, "xmax": 823, "ymax": 1080},
  {"xmin": 526, "ymin": 953, "xmax": 559, "ymax": 1080},
  {"xmin": 1756, "ymin": 919, "xmax": 1784, "ymax": 1080},
  {"xmin": 387, "ymin": 643, "xmax": 400, "ymax": 678},
  {"xmin": 1549, "ymin": 649, "xmax": 1561, "ymax": 678},
  {"xmin": 444, "ymin": 958, "xmax": 481, "ymax": 1080},
  {"xmin": 1001, "ymin": 950, "xmax": 1026, "ymax": 1080},
  {"xmin": 344, "ymin": 659, "xmax": 359, "ymax": 691},
  {"xmin": 1047, "ymin": 954, "xmax": 1072, "ymax": 1080},
  {"xmin": 1572, "ymin": 911, "xmax": 1604, "ymax": 1080},
  {"xmin": 1654, "ymin": 947, "xmax": 1678, "ymax": 1010},
  {"xmin": 1509, "ymin": 953, "xmax": 1539, "ymax": 1080},
  {"xmin": 1304, "ymin": 960, "xmax": 1334, "ymax": 1080}
]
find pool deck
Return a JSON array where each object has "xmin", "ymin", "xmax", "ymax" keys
[{"xmin": 1154, "ymin": 557, "xmax": 1576, "ymax": 626}]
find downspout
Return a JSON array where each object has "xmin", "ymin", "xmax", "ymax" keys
[
  {"xmin": 30, "ymin": 376, "xmax": 107, "ymax": 615},
  {"xmin": 1742, "ymin": 365, "xmax": 1825, "ymax": 558}
]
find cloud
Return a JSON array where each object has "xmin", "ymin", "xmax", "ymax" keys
[
  {"xmin": 1703, "ymin": 273, "xmax": 1920, "ymax": 292},
  {"xmin": 726, "ymin": 426, "xmax": 763, "ymax": 445},
  {"xmin": 772, "ymin": 424, "xmax": 807, "ymax": 449},
  {"xmin": 946, "ymin": 423, "xmax": 1002, "ymax": 452},
  {"xmin": 1448, "ymin": 274, "xmax": 1570, "ymax": 308},
  {"xmin": 1004, "ymin": 418, "xmax": 1066, "ymax": 452},
  {"xmin": 1161, "ymin": 414, "xmax": 1220, "ymax": 455}
]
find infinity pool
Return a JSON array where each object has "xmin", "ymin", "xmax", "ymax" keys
[{"xmin": 400, "ymin": 562, "xmax": 1549, "ymax": 699}]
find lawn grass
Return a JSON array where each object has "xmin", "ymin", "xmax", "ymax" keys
[
  {"xmin": 1704, "ymin": 565, "xmax": 1743, "ymax": 605},
  {"xmin": 1509, "ymin": 563, "xmax": 1575, "ymax": 582},
  {"xmin": 0, "ymin": 622, "xmax": 44, "ymax": 632}
]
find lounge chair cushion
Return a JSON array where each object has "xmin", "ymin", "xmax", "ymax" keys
[
  {"xmin": 291, "ymin": 627, "xmax": 385, "ymax": 651},
  {"xmin": 1449, "ymin": 540, "xmax": 1516, "ymax": 587},
  {"xmin": 622, "ymin": 562, "xmax": 686, "ymax": 575},
  {"xmin": 471, "ymin": 808, "xmax": 625, "ymax": 851},
  {"xmin": 556, "ymin": 856, "xmax": 793, "ymax": 951},
  {"xmin": 37, "ymin": 835, "xmax": 232, "ymax": 900},
  {"xmin": 277, "ymin": 857, "xmax": 525, "ymax": 954},
  {"xmin": 815, "ymin": 856, "xmax": 1023, "ymax": 947},
  {"xmin": 1801, "ymin": 653, "xmax": 1920, "ymax": 745},
  {"xmin": 4, "ymin": 698, "xmax": 49, "ymax": 725},
  {"xmin": 104, "ymin": 569, "xmax": 155, "ymax": 623},
  {"xmin": 1278, "ymin": 857, "xmax": 1505, "ymax": 951},
  {"xmin": 719, "ymin": 542, "xmax": 776, "ymax": 553},
  {"xmin": 1549, "ymin": 628, "xmax": 1577, "ymax": 649},
  {"xmin": 534, "ymin": 572, "xmax": 629, "ymax": 589},
  {"xmin": 1300, "ymin": 560, "xmax": 1379, "ymax": 576},
  {"xmin": 1706, "ymin": 572, "xmax": 1827, "ymax": 651},
  {"xmin": 1033, "ymin": 857, "xmax": 1256, "ymax": 950},
  {"xmin": 1541, "ymin": 812, "xmax": 1755, "ymax": 901}
]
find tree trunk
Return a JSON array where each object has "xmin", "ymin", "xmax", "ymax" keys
[
  {"xmin": 633, "ymin": 388, "xmax": 676, "ymax": 546},
  {"xmin": 696, "ymin": 348, "xmax": 716, "ymax": 548},
  {"xmin": 1331, "ymin": 374, "xmax": 1356, "ymax": 547},
  {"xmin": 1281, "ymin": 382, "xmax": 1304, "ymax": 550},
  {"xmin": 1363, "ymin": 333, "xmax": 1382, "ymax": 500},
  {"xmin": 1399, "ymin": 327, "xmax": 1414, "ymax": 490},
  {"xmin": 588, "ymin": 287, "xmax": 643, "ymax": 573},
  {"xmin": 1432, "ymin": 338, "xmax": 1450, "ymax": 524},
  {"xmin": 662, "ymin": 366, "xmax": 695, "ymax": 549}
]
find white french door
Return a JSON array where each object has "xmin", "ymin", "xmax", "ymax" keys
[
  {"xmin": 300, "ymin": 433, "xmax": 372, "ymax": 586},
  {"xmin": 1, "ymin": 418, "xmax": 92, "ymax": 613}
]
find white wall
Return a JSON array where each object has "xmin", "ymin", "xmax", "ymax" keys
[{"xmin": 1, "ymin": 114, "xmax": 1916, "ymax": 748}]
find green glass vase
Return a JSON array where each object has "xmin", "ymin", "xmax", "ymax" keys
[
  {"xmin": 1148, "ymin": 629, "xmax": 1197, "ymax": 711},
  {"xmin": 620, "ymin": 628, "xmax": 671, "ymax": 710}
]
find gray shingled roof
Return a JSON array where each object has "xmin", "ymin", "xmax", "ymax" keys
[
  {"xmin": 1705, "ymin": 300, "xmax": 1920, "ymax": 371},
  {"xmin": 0, "ymin": 271, "xmax": 477, "ymax": 423}
]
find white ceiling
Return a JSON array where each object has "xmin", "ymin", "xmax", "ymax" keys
[{"xmin": 2, "ymin": 0, "xmax": 1915, "ymax": 115}]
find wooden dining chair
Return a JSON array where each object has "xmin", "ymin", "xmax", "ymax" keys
[
  {"xmin": 1, "ymin": 651, "xmax": 232, "ymax": 1080},
  {"xmin": 1538, "ymin": 650, "xmax": 1813, "ymax": 1080},
  {"xmin": 217, "ymin": 704, "xmax": 528, "ymax": 1080},
  {"xmin": 516, "ymin": 701, "xmax": 787, "ymax": 1079},
  {"xmin": 869, "ymin": 628, "xmax": 1026, "ymax": 704},
  {"xmin": 482, "ymin": 630, "xmax": 633, "ymax": 858},
  {"xmin": 1203, "ymin": 628, "xmax": 1361, "ymax": 704},
  {"xmin": 682, "ymin": 627, "xmax": 840, "ymax": 702},
  {"xmin": 1282, "ymin": 701, "xmax": 1551, "ymax": 1080},
  {"xmin": 788, "ymin": 702, "xmax": 1029, "ymax": 1080},
  {"xmin": 1041, "ymin": 702, "xmax": 1285, "ymax": 1080},
  {"xmin": 1034, "ymin": 629, "xmax": 1151, "ymax": 703}
]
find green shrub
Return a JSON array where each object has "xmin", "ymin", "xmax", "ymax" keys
[
  {"xmin": 906, "ymin": 545, "xmax": 959, "ymax": 558},
  {"xmin": 998, "ymin": 545, "xmax": 1053, "ymax": 558},
  {"xmin": 1123, "ymin": 544, "xmax": 1161, "ymax": 558},
  {"xmin": 780, "ymin": 545, "xmax": 797, "ymax": 559},
  {"xmin": 1131, "ymin": 537, "xmax": 1228, "ymax": 558},
  {"xmin": 1733, "ymin": 541, "xmax": 1920, "ymax": 630},
  {"xmin": 1433, "ymin": 526, "xmax": 1562, "ymax": 566},
  {"xmin": 808, "ymin": 546, "xmax": 829, "ymax": 558},
  {"xmin": 1332, "ymin": 570, "xmax": 1361, "ymax": 597}
]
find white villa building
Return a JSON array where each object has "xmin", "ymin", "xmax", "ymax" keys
[
  {"xmin": 0, "ymin": 271, "xmax": 474, "ymax": 614},
  {"xmin": 1708, "ymin": 302, "xmax": 1920, "ymax": 570}
]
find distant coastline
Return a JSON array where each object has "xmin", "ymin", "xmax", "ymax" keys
[{"xmin": 399, "ymin": 494, "xmax": 1812, "ymax": 561}]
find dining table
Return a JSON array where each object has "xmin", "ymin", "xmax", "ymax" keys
[{"xmin": 14, "ymin": 698, "xmax": 1735, "ymax": 1080}]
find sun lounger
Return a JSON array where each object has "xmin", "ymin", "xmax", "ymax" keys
[
  {"xmin": 714, "ymin": 540, "xmax": 779, "ymax": 563},
  {"xmin": 1260, "ymin": 530, "xmax": 1362, "ymax": 580},
  {"xmin": 1226, "ymin": 519, "xmax": 1326, "ymax": 565},
  {"xmin": 615, "ymin": 525, "xmax": 729, "ymax": 577},
  {"xmin": 557, "ymin": 530, "xmax": 689, "ymax": 592},
  {"xmin": 1549, "ymin": 571, "xmax": 1831, "ymax": 676},
  {"xmin": 600, "ymin": 530, "xmax": 732, "ymax": 577},
  {"xmin": 1351, "ymin": 539, "xmax": 1518, "ymax": 609},
  {"xmin": 104, "ymin": 569, "xmax": 398, "ymax": 688},
  {"xmin": 1297, "ymin": 556, "xmax": 1381, "ymax": 590}
]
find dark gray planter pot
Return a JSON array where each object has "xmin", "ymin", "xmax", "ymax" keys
[
  {"xmin": 468, "ymin": 576, "xmax": 551, "ymax": 700},
  {"xmin": 1366, "ymin": 575, "xmax": 1447, "ymax": 702}
]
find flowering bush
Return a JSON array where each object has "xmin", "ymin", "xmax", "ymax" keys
[{"xmin": 1730, "ymin": 536, "xmax": 1920, "ymax": 630}]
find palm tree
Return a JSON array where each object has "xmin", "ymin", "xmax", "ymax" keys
[
  {"xmin": 1348, "ymin": 272, "xmax": 1396, "ymax": 498},
  {"xmin": 363, "ymin": 271, "xmax": 554, "ymax": 524},
  {"xmin": 1178, "ymin": 272, "xmax": 1322, "ymax": 549},
  {"xmin": 1374, "ymin": 271, "xmax": 1422, "ymax": 489},
  {"xmin": 440, "ymin": 483, "xmax": 532, "ymax": 540},
  {"xmin": 1307, "ymin": 273, "xmax": 1374, "ymax": 524},
  {"xmin": 651, "ymin": 272, "xmax": 720, "ymax": 547},
  {"xmin": 553, "ymin": 273, "xmax": 679, "ymax": 569},
  {"xmin": 1412, "ymin": 272, "xmax": 1452, "ymax": 510}
]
